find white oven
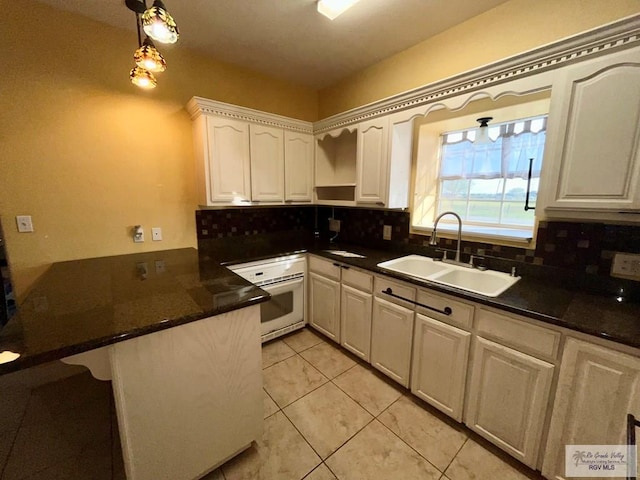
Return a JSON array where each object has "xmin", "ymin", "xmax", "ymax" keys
[{"xmin": 229, "ymin": 255, "xmax": 305, "ymax": 343}]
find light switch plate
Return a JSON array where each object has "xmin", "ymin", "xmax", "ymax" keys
[
  {"xmin": 16, "ymin": 215, "xmax": 33, "ymax": 233},
  {"xmin": 383, "ymin": 225, "xmax": 392, "ymax": 240},
  {"xmin": 611, "ymin": 252, "xmax": 640, "ymax": 281},
  {"xmin": 329, "ymin": 218, "xmax": 341, "ymax": 233}
]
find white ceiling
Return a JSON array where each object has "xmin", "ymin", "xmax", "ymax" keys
[{"xmin": 36, "ymin": 0, "xmax": 510, "ymax": 88}]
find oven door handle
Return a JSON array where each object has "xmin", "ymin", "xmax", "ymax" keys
[{"xmin": 261, "ymin": 277, "xmax": 304, "ymax": 294}]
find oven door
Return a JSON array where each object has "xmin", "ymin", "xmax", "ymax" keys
[{"xmin": 259, "ymin": 277, "xmax": 304, "ymax": 337}]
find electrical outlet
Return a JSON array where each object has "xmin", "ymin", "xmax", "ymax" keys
[
  {"xmin": 151, "ymin": 227, "xmax": 162, "ymax": 241},
  {"xmin": 329, "ymin": 218, "xmax": 341, "ymax": 232},
  {"xmin": 383, "ymin": 225, "xmax": 392, "ymax": 241},
  {"xmin": 16, "ymin": 215, "xmax": 33, "ymax": 233},
  {"xmin": 611, "ymin": 252, "xmax": 640, "ymax": 281}
]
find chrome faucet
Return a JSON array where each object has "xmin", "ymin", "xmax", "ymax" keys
[{"xmin": 429, "ymin": 211, "xmax": 469, "ymax": 267}]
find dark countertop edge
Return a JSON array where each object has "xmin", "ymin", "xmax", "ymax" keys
[
  {"xmin": 0, "ymin": 291, "xmax": 270, "ymax": 377},
  {"xmin": 304, "ymin": 248, "xmax": 640, "ymax": 351}
]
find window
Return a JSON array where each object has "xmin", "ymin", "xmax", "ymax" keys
[{"xmin": 413, "ymin": 114, "xmax": 547, "ymax": 242}]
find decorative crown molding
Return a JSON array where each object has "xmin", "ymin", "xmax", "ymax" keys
[
  {"xmin": 313, "ymin": 13, "xmax": 640, "ymax": 134},
  {"xmin": 186, "ymin": 97, "xmax": 314, "ymax": 134}
]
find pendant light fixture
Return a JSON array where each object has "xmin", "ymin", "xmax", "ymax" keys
[
  {"xmin": 134, "ymin": 37, "xmax": 166, "ymax": 72},
  {"xmin": 125, "ymin": 0, "xmax": 179, "ymax": 90},
  {"xmin": 475, "ymin": 117, "xmax": 494, "ymax": 145},
  {"xmin": 142, "ymin": 0, "xmax": 180, "ymax": 45},
  {"xmin": 129, "ymin": 66, "xmax": 158, "ymax": 89}
]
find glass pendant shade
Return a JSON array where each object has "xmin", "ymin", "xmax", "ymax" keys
[
  {"xmin": 130, "ymin": 66, "xmax": 157, "ymax": 89},
  {"xmin": 142, "ymin": 1, "xmax": 179, "ymax": 44},
  {"xmin": 134, "ymin": 37, "xmax": 166, "ymax": 72},
  {"xmin": 475, "ymin": 117, "xmax": 493, "ymax": 145}
]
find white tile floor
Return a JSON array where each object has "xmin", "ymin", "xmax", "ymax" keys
[{"xmin": 0, "ymin": 328, "xmax": 547, "ymax": 480}]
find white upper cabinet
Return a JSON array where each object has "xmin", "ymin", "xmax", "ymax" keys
[
  {"xmin": 357, "ymin": 117, "xmax": 389, "ymax": 205},
  {"xmin": 188, "ymin": 97, "xmax": 313, "ymax": 206},
  {"xmin": 539, "ymin": 46, "xmax": 640, "ymax": 219},
  {"xmin": 284, "ymin": 131, "xmax": 314, "ymax": 202},
  {"xmin": 355, "ymin": 113, "xmax": 413, "ymax": 209},
  {"xmin": 204, "ymin": 116, "xmax": 252, "ymax": 204},
  {"xmin": 250, "ymin": 124, "xmax": 284, "ymax": 202}
]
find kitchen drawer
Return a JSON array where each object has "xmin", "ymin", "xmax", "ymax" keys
[
  {"xmin": 375, "ymin": 275, "xmax": 416, "ymax": 309},
  {"xmin": 476, "ymin": 308, "xmax": 561, "ymax": 361},
  {"xmin": 342, "ymin": 268, "xmax": 373, "ymax": 293},
  {"xmin": 308, "ymin": 255, "xmax": 341, "ymax": 281},
  {"xmin": 416, "ymin": 289, "xmax": 474, "ymax": 330}
]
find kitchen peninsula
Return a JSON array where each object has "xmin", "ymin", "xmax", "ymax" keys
[{"xmin": 0, "ymin": 248, "xmax": 269, "ymax": 480}]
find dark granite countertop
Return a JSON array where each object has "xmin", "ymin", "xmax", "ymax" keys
[
  {"xmin": 308, "ymin": 245, "xmax": 640, "ymax": 349},
  {"xmin": 2, "ymin": 235, "xmax": 638, "ymax": 376},
  {"xmin": 0, "ymin": 248, "xmax": 269, "ymax": 375},
  {"xmin": 200, "ymin": 235, "xmax": 639, "ymax": 350}
]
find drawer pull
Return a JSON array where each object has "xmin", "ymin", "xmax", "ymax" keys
[{"xmin": 382, "ymin": 288, "xmax": 452, "ymax": 316}]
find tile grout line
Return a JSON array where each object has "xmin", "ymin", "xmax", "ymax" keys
[
  {"xmin": 443, "ymin": 435, "xmax": 470, "ymax": 477},
  {"xmin": 373, "ymin": 411, "xmax": 444, "ymax": 478}
]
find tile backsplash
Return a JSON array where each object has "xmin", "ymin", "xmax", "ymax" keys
[
  {"xmin": 196, "ymin": 205, "xmax": 640, "ymax": 278},
  {"xmin": 317, "ymin": 206, "xmax": 640, "ymax": 277},
  {"xmin": 196, "ymin": 206, "xmax": 315, "ymax": 240}
]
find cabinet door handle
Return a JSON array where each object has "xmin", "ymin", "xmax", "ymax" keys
[
  {"xmin": 341, "ymin": 265, "xmax": 350, "ymax": 270},
  {"xmin": 382, "ymin": 288, "xmax": 452, "ymax": 316},
  {"xmin": 332, "ymin": 263, "xmax": 341, "ymax": 268}
]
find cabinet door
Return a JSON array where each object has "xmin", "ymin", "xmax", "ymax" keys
[
  {"xmin": 356, "ymin": 117, "xmax": 389, "ymax": 206},
  {"xmin": 465, "ymin": 336, "xmax": 554, "ymax": 468},
  {"xmin": 249, "ymin": 124, "xmax": 284, "ymax": 202},
  {"xmin": 205, "ymin": 117, "xmax": 251, "ymax": 203},
  {"xmin": 541, "ymin": 46, "xmax": 640, "ymax": 213},
  {"xmin": 308, "ymin": 272, "xmax": 340, "ymax": 342},
  {"xmin": 340, "ymin": 284, "xmax": 372, "ymax": 361},
  {"xmin": 411, "ymin": 313, "xmax": 470, "ymax": 422},
  {"xmin": 371, "ymin": 296, "xmax": 414, "ymax": 387},
  {"xmin": 542, "ymin": 338, "xmax": 640, "ymax": 480},
  {"xmin": 284, "ymin": 131, "xmax": 313, "ymax": 202}
]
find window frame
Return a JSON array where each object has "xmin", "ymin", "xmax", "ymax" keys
[{"xmin": 410, "ymin": 97, "xmax": 550, "ymax": 246}]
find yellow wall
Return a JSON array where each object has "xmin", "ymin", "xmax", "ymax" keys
[
  {"xmin": 0, "ymin": 0, "xmax": 318, "ymax": 299},
  {"xmin": 318, "ymin": 0, "xmax": 640, "ymax": 118}
]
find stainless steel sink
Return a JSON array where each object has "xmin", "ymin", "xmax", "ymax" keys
[{"xmin": 377, "ymin": 254, "xmax": 520, "ymax": 297}]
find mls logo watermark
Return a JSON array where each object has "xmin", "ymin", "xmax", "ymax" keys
[{"xmin": 565, "ymin": 445, "xmax": 638, "ymax": 477}]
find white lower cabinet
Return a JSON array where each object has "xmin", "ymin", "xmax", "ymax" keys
[
  {"xmin": 340, "ymin": 284, "xmax": 372, "ymax": 361},
  {"xmin": 371, "ymin": 296, "xmax": 414, "ymax": 387},
  {"xmin": 465, "ymin": 336, "xmax": 554, "ymax": 468},
  {"xmin": 411, "ymin": 313, "xmax": 471, "ymax": 422},
  {"xmin": 541, "ymin": 338, "xmax": 640, "ymax": 480},
  {"xmin": 308, "ymin": 272, "xmax": 341, "ymax": 342}
]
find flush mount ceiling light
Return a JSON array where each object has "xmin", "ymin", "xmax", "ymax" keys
[
  {"xmin": 125, "ymin": 0, "xmax": 178, "ymax": 89},
  {"xmin": 475, "ymin": 117, "xmax": 494, "ymax": 145},
  {"xmin": 317, "ymin": 0, "xmax": 361, "ymax": 20}
]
